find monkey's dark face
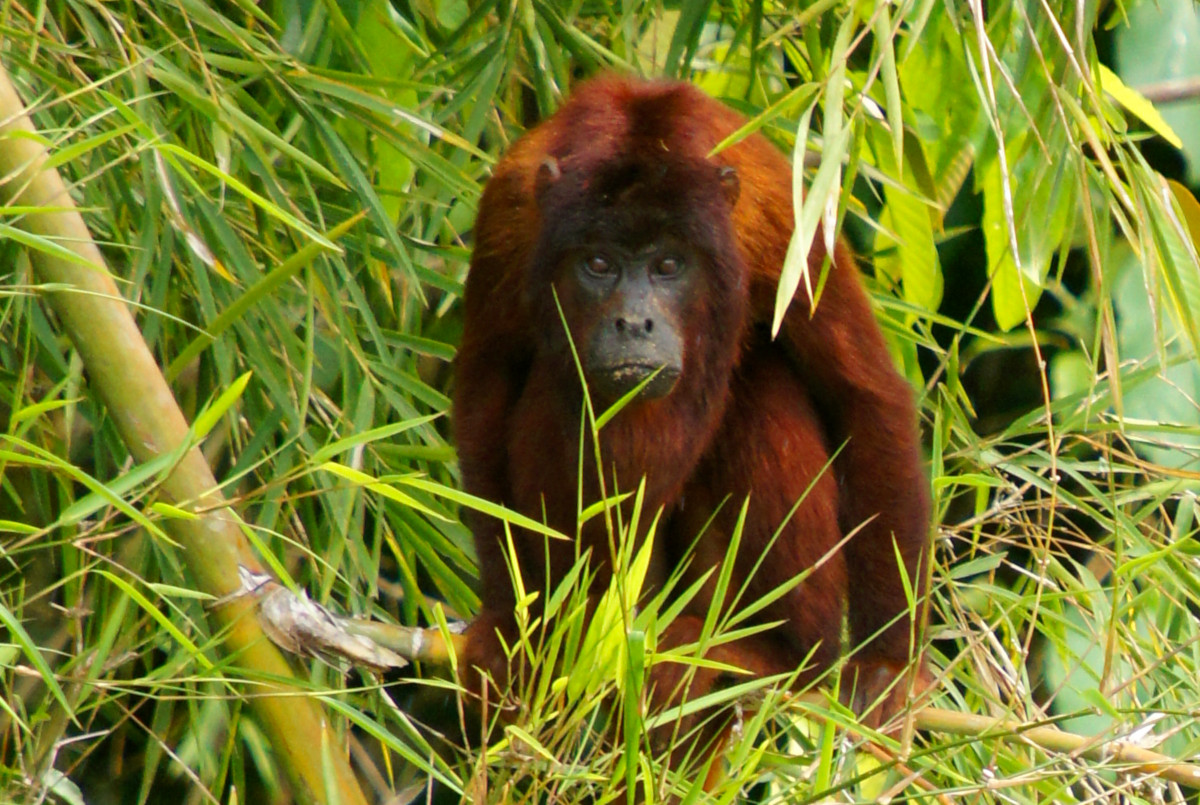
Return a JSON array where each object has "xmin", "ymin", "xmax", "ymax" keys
[
  {"xmin": 530, "ymin": 152, "xmax": 746, "ymax": 406},
  {"xmin": 570, "ymin": 241, "xmax": 698, "ymax": 402}
]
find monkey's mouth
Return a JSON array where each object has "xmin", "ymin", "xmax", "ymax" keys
[{"xmin": 596, "ymin": 362, "xmax": 680, "ymax": 401}]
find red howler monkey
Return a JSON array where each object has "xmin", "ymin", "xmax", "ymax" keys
[{"xmin": 454, "ymin": 74, "xmax": 930, "ymax": 752}]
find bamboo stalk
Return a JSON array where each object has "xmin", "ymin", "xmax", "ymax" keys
[
  {"xmin": 916, "ymin": 706, "xmax": 1200, "ymax": 789},
  {"xmin": 0, "ymin": 64, "xmax": 368, "ymax": 805}
]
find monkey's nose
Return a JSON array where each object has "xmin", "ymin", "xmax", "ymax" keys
[{"xmin": 615, "ymin": 317, "xmax": 655, "ymax": 336}]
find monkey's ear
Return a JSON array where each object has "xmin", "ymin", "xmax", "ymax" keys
[
  {"xmin": 718, "ymin": 165, "xmax": 739, "ymax": 205},
  {"xmin": 535, "ymin": 157, "xmax": 562, "ymax": 200}
]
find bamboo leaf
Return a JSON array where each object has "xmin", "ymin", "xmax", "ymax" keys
[{"xmin": 1098, "ymin": 64, "xmax": 1182, "ymax": 149}]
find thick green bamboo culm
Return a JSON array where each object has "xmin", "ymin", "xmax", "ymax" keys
[{"xmin": 0, "ymin": 65, "xmax": 368, "ymax": 805}]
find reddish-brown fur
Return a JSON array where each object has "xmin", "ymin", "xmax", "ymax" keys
[{"xmin": 455, "ymin": 75, "xmax": 930, "ymax": 758}]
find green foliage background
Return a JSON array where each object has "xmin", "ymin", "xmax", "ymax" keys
[{"xmin": 2, "ymin": 0, "xmax": 1200, "ymax": 802}]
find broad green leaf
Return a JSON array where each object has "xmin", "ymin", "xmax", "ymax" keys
[
  {"xmin": 980, "ymin": 155, "xmax": 1038, "ymax": 330},
  {"xmin": 978, "ymin": 135, "xmax": 1074, "ymax": 330},
  {"xmin": 875, "ymin": 183, "xmax": 942, "ymax": 312}
]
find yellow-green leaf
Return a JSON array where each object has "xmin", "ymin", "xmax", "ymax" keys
[
  {"xmin": 876, "ymin": 186, "xmax": 942, "ymax": 312},
  {"xmin": 1098, "ymin": 64, "xmax": 1182, "ymax": 149}
]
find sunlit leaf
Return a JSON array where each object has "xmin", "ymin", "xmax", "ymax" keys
[{"xmin": 1098, "ymin": 64, "xmax": 1182, "ymax": 149}]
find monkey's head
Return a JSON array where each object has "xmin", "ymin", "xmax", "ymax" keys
[{"xmin": 528, "ymin": 146, "xmax": 747, "ymax": 406}]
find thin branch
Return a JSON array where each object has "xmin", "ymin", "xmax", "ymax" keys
[
  {"xmin": 917, "ymin": 706, "xmax": 1200, "ymax": 790},
  {"xmin": 1136, "ymin": 77, "xmax": 1200, "ymax": 105}
]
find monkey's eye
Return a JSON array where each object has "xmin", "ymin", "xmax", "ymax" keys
[
  {"xmin": 583, "ymin": 256, "xmax": 615, "ymax": 278},
  {"xmin": 655, "ymin": 257, "xmax": 682, "ymax": 277}
]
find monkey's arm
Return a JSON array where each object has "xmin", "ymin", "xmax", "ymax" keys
[{"xmin": 763, "ymin": 239, "xmax": 930, "ymax": 667}]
